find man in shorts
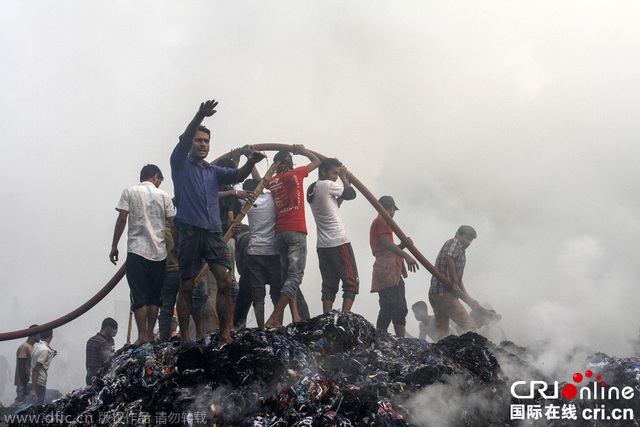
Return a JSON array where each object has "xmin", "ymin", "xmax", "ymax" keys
[
  {"xmin": 110, "ymin": 164, "xmax": 177, "ymax": 345},
  {"xmin": 307, "ymin": 157, "xmax": 359, "ymax": 313},
  {"xmin": 170, "ymin": 99, "xmax": 265, "ymax": 344}
]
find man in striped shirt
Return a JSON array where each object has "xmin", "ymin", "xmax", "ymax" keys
[
  {"xmin": 428, "ymin": 226, "xmax": 500, "ymax": 341},
  {"xmin": 85, "ymin": 318, "xmax": 118, "ymax": 385}
]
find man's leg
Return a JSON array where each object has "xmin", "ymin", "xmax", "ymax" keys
[
  {"xmin": 133, "ymin": 306, "xmax": 148, "ymax": 345},
  {"xmin": 200, "ymin": 271, "xmax": 217, "ymax": 334},
  {"xmin": 429, "ymin": 294, "xmax": 454, "ymax": 341},
  {"xmin": 296, "ymin": 289, "xmax": 311, "ymax": 321},
  {"xmin": 177, "ymin": 278, "xmax": 196, "ymax": 343},
  {"xmin": 390, "ymin": 280, "xmax": 408, "ymax": 338},
  {"xmin": 290, "ymin": 292, "xmax": 301, "ymax": 323},
  {"xmin": 341, "ymin": 297, "xmax": 355, "ymax": 312},
  {"xmin": 145, "ymin": 305, "xmax": 160, "ymax": 342},
  {"xmin": 267, "ymin": 231, "xmax": 307, "ymax": 327},
  {"xmin": 448, "ymin": 298, "xmax": 477, "ymax": 334},
  {"xmin": 249, "ymin": 256, "xmax": 269, "ymax": 329},
  {"xmin": 145, "ymin": 259, "xmax": 166, "ymax": 343},
  {"xmin": 36, "ymin": 385, "xmax": 46, "ymax": 405},
  {"xmin": 266, "ymin": 233, "xmax": 289, "ymax": 328},
  {"xmin": 266, "ymin": 294, "xmax": 292, "ymax": 328},
  {"xmin": 15, "ymin": 384, "xmax": 27, "ymax": 405},
  {"xmin": 376, "ymin": 289, "xmax": 393, "ymax": 332},
  {"xmin": 393, "ymin": 324, "xmax": 406, "ymax": 338},
  {"xmin": 318, "ymin": 247, "xmax": 338, "ymax": 314},
  {"xmin": 159, "ymin": 271, "xmax": 180, "ymax": 340},
  {"xmin": 253, "ymin": 303, "xmax": 266, "ymax": 330},
  {"xmin": 338, "ymin": 243, "xmax": 359, "ymax": 313},
  {"xmin": 210, "ymin": 263, "xmax": 234, "ymax": 345},
  {"xmin": 227, "ymin": 238, "xmax": 239, "ymax": 329},
  {"xmin": 190, "ymin": 272, "xmax": 211, "ymax": 339},
  {"xmin": 234, "ymin": 271, "xmax": 252, "ymax": 330},
  {"xmin": 192, "ymin": 310, "xmax": 205, "ymax": 339},
  {"xmin": 126, "ymin": 252, "xmax": 151, "ymax": 345}
]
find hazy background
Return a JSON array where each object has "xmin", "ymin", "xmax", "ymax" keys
[{"xmin": 1, "ymin": 1, "xmax": 640, "ymax": 400}]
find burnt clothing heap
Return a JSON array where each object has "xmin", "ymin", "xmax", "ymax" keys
[{"xmin": 11, "ymin": 312, "xmax": 512, "ymax": 426}]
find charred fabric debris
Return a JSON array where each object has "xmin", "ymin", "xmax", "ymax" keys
[{"xmin": 8, "ymin": 312, "xmax": 640, "ymax": 426}]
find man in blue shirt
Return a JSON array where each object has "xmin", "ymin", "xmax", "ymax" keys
[{"xmin": 171, "ymin": 99, "xmax": 265, "ymax": 345}]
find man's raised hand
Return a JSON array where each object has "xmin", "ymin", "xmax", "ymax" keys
[
  {"xmin": 243, "ymin": 145, "xmax": 267, "ymax": 163},
  {"xmin": 199, "ymin": 100, "xmax": 219, "ymax": 117}
]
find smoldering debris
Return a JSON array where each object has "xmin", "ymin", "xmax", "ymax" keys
[{"xmin": 6, "ymin": 312, "xmax": 640, "ymax": 426}]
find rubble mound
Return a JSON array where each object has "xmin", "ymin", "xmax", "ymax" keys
[
  {"xmin": 10, "ymin": 312, "xmax": 640, "ymax": 425},
  {"xmin": 8, "ymin": 312, "xmax": 514, "ymax": 426}
]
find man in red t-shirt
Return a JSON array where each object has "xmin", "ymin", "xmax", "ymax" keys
[
  {"xmin": 265, "ymin": 144, "xmax": 320, "ymax": 328},
  {"xmin": 370, "ymin": 196, "xmax": 419, "ymax": 337}
]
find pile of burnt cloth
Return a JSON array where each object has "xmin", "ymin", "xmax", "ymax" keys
[{"xmin": 10, "ymin": 311, "xmax": 640, "ymax": 426}]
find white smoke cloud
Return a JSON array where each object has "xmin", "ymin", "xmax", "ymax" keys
[{"xmin": 1, "ymin": 0, "xmax": 640, "ymax": 403}]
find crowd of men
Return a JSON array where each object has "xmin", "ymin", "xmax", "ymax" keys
[{"xmin": 10, "ymin": 98, "xmax": 501, "ymax": 406}]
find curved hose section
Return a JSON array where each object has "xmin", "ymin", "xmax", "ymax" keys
[
  {"xmin": 0, "ymin": 264, "xmax": 126, "ymax": 341},
  {"xmin": 0, "ymin": 143, "xmax": 450, "ymax": 341},
  {"xmin": 221, "ymin": 143, "xmax": 453, "ymax": 287}
]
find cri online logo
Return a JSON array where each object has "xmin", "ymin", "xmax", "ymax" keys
[
  {"xmin": 511, "ymin": 370, "xmax": 634, "ymax": 400},
  {"xmin": 561, "ymin": 370, "xmax": 603, "ymax": 399}
]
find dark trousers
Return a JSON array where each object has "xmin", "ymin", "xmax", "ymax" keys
[{"xmin": 376, "ymin": 279, "xmax": 408, "ymax": 331}]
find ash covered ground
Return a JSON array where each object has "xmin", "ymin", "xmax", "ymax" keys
[{"xmin": 4, "ymin": 312, "xmax": 640, "ymax": 426}]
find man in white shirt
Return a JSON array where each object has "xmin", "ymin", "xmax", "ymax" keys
[
  {"xmin": 30, "ymin": 329, "xmax": 56, "ymax": 405},
  {"xmin": 239, "ymin": 179, "xmax": 282, "ymax": 329},
  {"xmin": 307, "ymin": 158, "xmax": 359, "ymax": 313},
  {"xmin": 110, "ymin": 164, "xmax": 177, "ymax": 345}
]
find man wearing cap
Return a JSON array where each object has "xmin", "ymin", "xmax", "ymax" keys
[{"xmin": 369, "ymin": 196, "xmax": 419, "ymax": 337}]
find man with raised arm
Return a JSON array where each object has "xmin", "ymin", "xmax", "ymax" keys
[
  {"xmin": 307, "ymin": 158, "xmax": 359, "ymax": 313},
  {"xmin": 170, "ymin": 99, "xmax": 265, "ymax": 345},
  {"xmin": 264, "ymin": 145, "xmax": 320, "ymax": 328}
]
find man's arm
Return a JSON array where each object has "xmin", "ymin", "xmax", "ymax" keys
[
  {"xmin": 101, "ymin": 342, "xmax": 114, "ymax": 360},
  {"xmin": 444, "ymin": 255, "xmax": 465, "ymax": 295},
  {"xmin": 30, "ymin": 362, "xmax": 42, "ymax": 395},
  {"xmin": 457, "ymin": 279, "xmax": 480, "ymax": 309},
  {"xmin": 180, "ymin": 100, "xmax": 218, "ymax": 146},
  {"xmin": 418, "ymin": 322, "xmax": 427, "ymax": 340},
  {"xmin": 220, "ymin": 188, "xmax": 254, "ymax": 202},
  {"xmin": 225, "ymin": 147, "xmax": 261, "ymax": 179},
  {"xmin": 16, "ymin": 358, "xmax": 29, "ymax": 386},
  {"xmin": 337, "ymin": 166, "xmax": 356, "ymax": 207},
  {"xmin": 168, "ymin": 217, "xmax": 179, "ymax": 258},
  {"xmin": 457, "ymin": 280, "xmax": 502, "ymax": 320},
  {"xmin": 110, "ymin": 210, "xmax": 128, "ymax": 265},
  {"xmin": 293, "ymin": 144, "xmax": 321, "ymax": 173},
  {"xmin": 236, "ymin": 145, "xmax": 266, "ymax": 182},
  {"xmin": 380, "ymin": 233, "xmax": 420, "ymax": 272}
]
